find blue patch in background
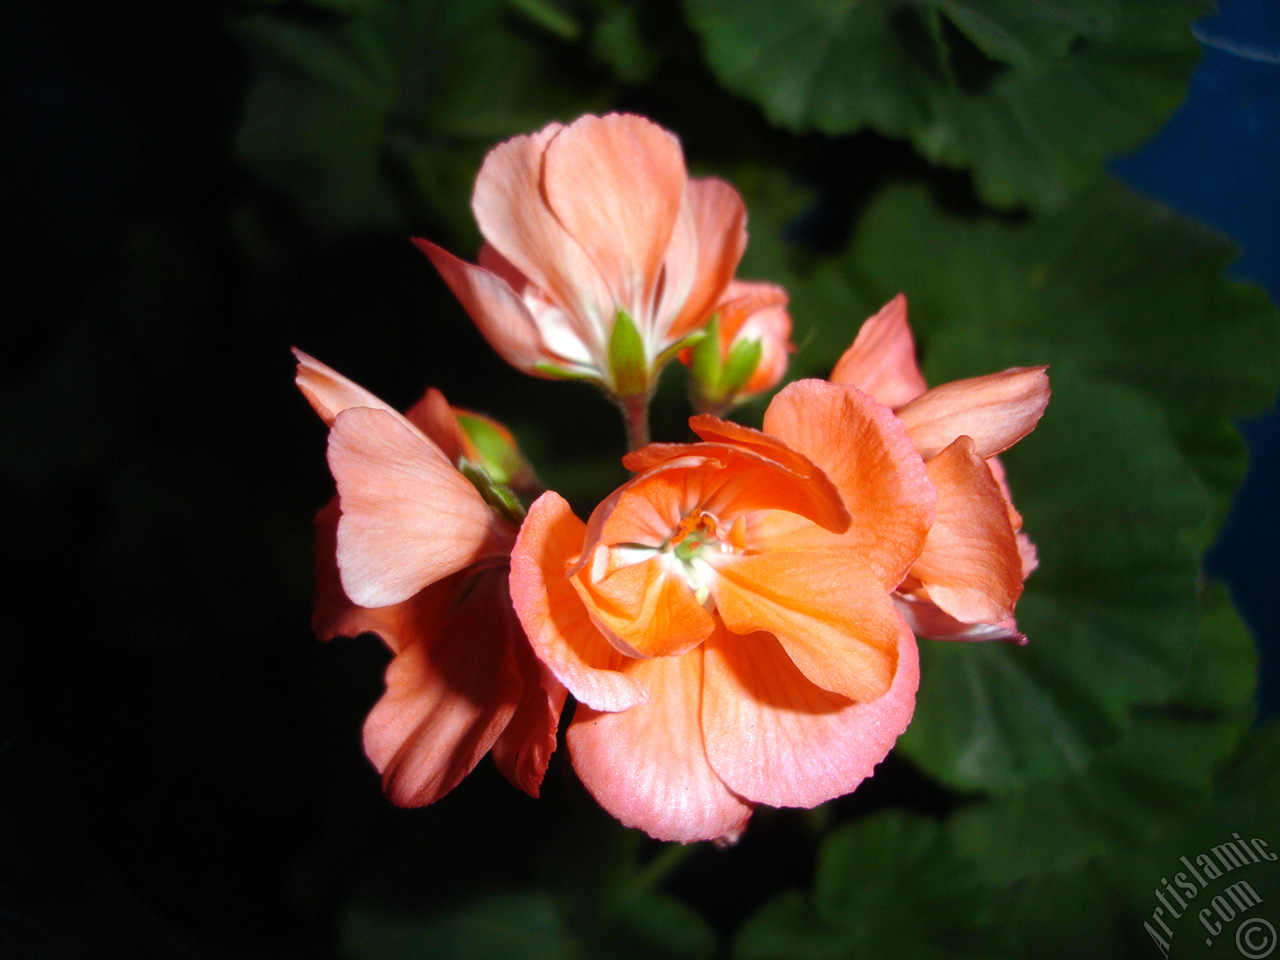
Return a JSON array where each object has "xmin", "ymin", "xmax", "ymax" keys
[{"xmin": 1111, "ymin": 0, "xmax": 1280, "ymax": 718}]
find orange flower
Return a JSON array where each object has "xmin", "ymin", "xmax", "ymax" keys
[
  {"xmin": 295, "ymin": 350, "xmax": 565, "ymax": 804},
  {"xmin": 681, "ymin": 280, "xmax": 794, "ymax": 414},
  {"xmin": 830, "ymin": 295, "xmax": 1049, "ymax": 642},
  {"xmin": 508, "ymin": 379, "xmax": 935, "ymax": 842},
  {"xmin": 414, "ymin": 113, "xmax": 750, "ymax": 400}
]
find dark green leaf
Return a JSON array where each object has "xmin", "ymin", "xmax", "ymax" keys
[
  {"xmin": 948, "ymin": 582, "xmax": 1257, "ymax": 882},
  {"xmin": 235, "ymin": 0, "xmax": 605, "ymax": 236},
  {"xmin": 683, "ymin": 0, "xmax": 1207, "ymax": 209},
  {"xmin": 734, "ymin": 812, "xmax": 1010, "ymax": 960},
  {"xmin": 897, "ymin": 369, "xmax": 1208, "ymax": 790}
]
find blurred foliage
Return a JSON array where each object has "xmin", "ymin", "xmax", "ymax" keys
[{"xmin": 4, "ymin": 0, "xmax": 1278, "ymax": 957}]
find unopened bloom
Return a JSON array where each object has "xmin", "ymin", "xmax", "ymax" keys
[
  {"xmin": 509, "ymin": 379, "xmax": 935, "ymax": 842},
  {"xmin": 682, "ymin": 280, "xmax": 793, "ymax": 414},
  {"xmin": 830, "ymin": 295, "xmax": 1049, "ymax": 642},
  {"xmin": 414, "ymin": 113, "xmax": 751, "ymax": 401},
  {"xmin": 296, "ymin": 350, "xmax": 565, "ymax": 804}
]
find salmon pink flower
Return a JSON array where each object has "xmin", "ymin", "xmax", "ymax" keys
[
  {"xmin": 830, "ymin": 294, "xmax": 1049, "ymax": 642},
  {"xmin": 509, "ymin": 378, "xmax": 936, "ymax": 842},
  {"xmin": 295, "ymin": 350, "xmax": 565, "ymax": 804},
  {"xmin": 413, "ymin": 113, "xmax": 751, "ymax": 412},
  {"xmin": 681, "ymin": 280, "xmax": 793, "ymax": 414}
]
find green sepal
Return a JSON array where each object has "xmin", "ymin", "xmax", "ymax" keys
[
  {"xmin": 719, "ymin": 337, "xmax": 763, "ymax": 397},
  {"xmin": 686, "ymin": 315, "xmax": 724, "ymax": 392},
  {"xmin": 653, "ymin": 327, "xmax": 708, "ymax": 372},
  {"xmin": 533, "ymin": 362, "xmax": 601, "ymax": 383},
  {"xmin": 459, "ymin": 462, "xmax": 526, "ymax": 527},
  {"xmin": 454, "ymin": 412, "xmax": 532, "ymax": 489},
  {"xmin": 608, "ymin": 308, "xmax": 648, "ymax": 396}
]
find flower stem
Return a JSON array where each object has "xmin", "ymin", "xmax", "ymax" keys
[
  {"xmin": 617, "ymin": 392, "xmax": 651, "ymax": 452},
  {"xmin": 629, "ymin": 842, "xmax": 696, "ymax": 892}
]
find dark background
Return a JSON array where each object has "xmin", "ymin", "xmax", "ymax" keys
[{"xmin": 2, "ymin": 0, "xmax": 1276, "ymax": 957}]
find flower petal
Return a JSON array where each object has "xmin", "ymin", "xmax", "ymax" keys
[
  {"xmin": 763, "ymin": 379, "xmax": 934, "ymax": 586},
  {"xmin": 312, "ymin": 498, "xmax": 412, "ymax": 647},
  {"xmin": 717, "ymin": 280, "xmax": 792, "ymax": 395},
  {"xmin": 328, "ymin": 407, "xmax": 500, "ymax": 608},
  {"xmin": 573, "ymin": 553, "xmax": 716, "ymax": 658},
  {"xmin": 911, "ymin": 436, "xmax": 1024, "ymax": 624},
  {"xmin": 489, "ymin": 622, "xmax": 567, "ymax": 798},
  {"xmin": 403, "ymin": 387, "xmax": 464, "ymax": 464},
  {"xmin": 592, "ymin": 442, "xmax": 849, "ymax": 562},
  {"xmin": 668, "ymin": 178, "xmax": 748, "ymax": 338},
  {"xmin": 414, "ymin": 239, "xmax": 551, "ymax": 375},
  {"xmin": 708, "ymin": 547, "xmax": 906, "ymax": 703},
  {"xmin": 701, "ymin": 625, "xmax": 918, "ymax": 808},
  {"xmin": 894, "ymin": 594, "xmax": 1027, "ymax": 644},
  {"xmin": 363, "ymin": 569, "xmax": 522, "ymax": 806},
  {"xmin": 294, "ymin": 348, "xmax": 414, "ymax": 430},
  {"xmin": 470, "ymin": 122, "xmax": 615, "ymax": 341},
  {"xmin": 686, "ymin": 417, "xmax": 850, "ymax": 531},
  {"xmin": 828, "ymin": 293, "xmax": 927, "ymax": 409},
  {"xmin": 568, "ymin": 648, "xmax": 754, "ymax": 843},
  {"xmin": 508, "ymin": 492, "xmax": 650, "ymax": 712},
  {"xmin": 542, "ymin": 114, "xmax": 687, "ymax": 328},
  {"xmin": 897, "ymin": 366, "xmax": 1050, "ymax": 460}
]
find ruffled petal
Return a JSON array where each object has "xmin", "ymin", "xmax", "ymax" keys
[
  {"xmin": 542, "ymin": 114, "xmax": 687, "ymax": 330},
  {"xmin": 707, "ymin": 547, "xmax": 905, "ymax": 703},
  {"xmin": 508, "ymin": 492, "xmax": 650, "ymax": 711},
  {"xmin": 362, "ymin": 568, "xmax": 522, "ymax": 806},
  {"xmin": 573, "ymin": 553, "xmax": 716, "ymax": 658},
  {"xmin": 763, "ymin": 379, "xmax": 934, "ymax": 586},
  {"xmin": 910, "ymin": 436, "xmax": 1024, "ymax": 624},
  {"xmin": 599, "ymin": 442, "xmax": 849, "ymax": 554},
  {"xmin": 897, "ymin": 366, "xmax": 1051, "ymax": 460},
  {"xmin": 568, "ymin": 648, "xmax": 754, "ymax": 843},
  {"xmin": 702, "ymin": 625, "xmax": 918, "ymax": 808},
  {"xmin": 685, "ymin": 418, "xmax": 850, "ymax": 531},
  {"xmin": 328, "ymin": 407, "xmax": 500, "ymax": 608},
  {"xmin": 668, "ymin": 178, "xmax": 748, "ymax": 338},
  {"xmin": 414, "ymin": 239, "xmax": 553, "ymax": 376},
  {"xmin": 828, "ymin": 293, "xmax": 927, "ymax": 409}
]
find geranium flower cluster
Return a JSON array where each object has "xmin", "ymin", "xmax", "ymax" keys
[{"xmin": 296, "ymin": 114, "xmax": 1049, "ymax": 843}]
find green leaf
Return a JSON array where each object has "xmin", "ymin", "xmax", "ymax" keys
[
  {"xmin": 896, "ymin": 368, "xmax": 1208, "ymax": 790},
  {"xmin": 734, "ymin": 812, "xmax": 1010, "ymax": 960},
  {"xmin": 948, "ymin": 582, "xmax": 1257, "ymax": 883},
  {"xmin": 974, "ymin": 721, "xmax": 1280, "ymax": 960},
  {"xmin": 235, "ymin": 0, "xmax": 605, "ymax": 236},
  {"xmin": 683, "ymin": 0, "xmax": 1207, "ymax": 209},
  {"xmin": 344, "ymin": 874, "xmax": 716, "ymax": 960}
]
